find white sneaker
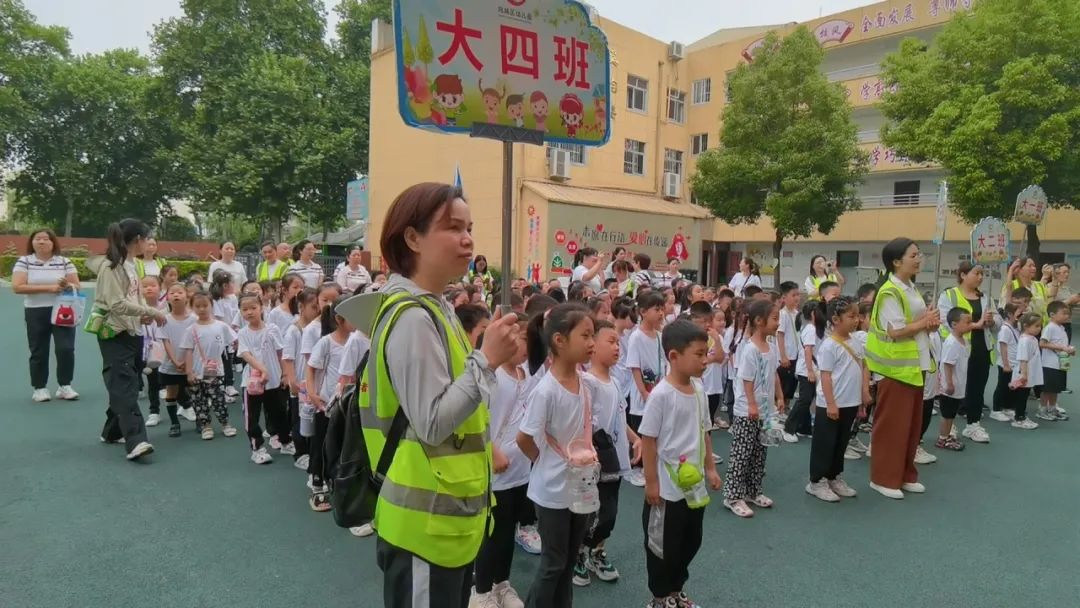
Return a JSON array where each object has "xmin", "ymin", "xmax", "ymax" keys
[
  {"xmin": 1004, "ymin": 409, "xmax": 1016, "ymax": 420},
  {"xmin": 901, "ymin": 482, "xmax": 925, "ymax": 493},
  {"xmin": 1011, "ymin": 418, "xmax": 1039, "ymax": 430},
  {"xmin": 179, "ymin": 407, "xmax": 197, "ymax": 422},
  {"xmin": 843, "ymin": 446, "xmax": 862, "ymax": 460},
  {"xmin": 864, "ymin": 443, "xmax": 871, "ymax": 458},
  {"xmin": 712, "ymin": 453, "xmax": 723, "ymax": 464},
  {"xmin": 989, "ymin": 411, "xmax": 1011, "ymax": 422},
  {"xmin": 849, "ymin": 437, "xmax": 869, "ymax": 453},
  {"xmin": 514, "ymin": 524, "xmax": 542, "ymax": 555},
  {"xmin": 225, "ymin": 386, "xmax": 240, "ymax": 398},
  {"xmin": 146, "ymin": 413, "xmax": 161, "ymax": 427},
  {"xmin": 963, "ymin": 423, "xmax": 990, "ymax": 443},
  {"xmin": 222, "ymin": 424, "xmax": 238, "ymax": 437},
  {"xmin": 201, "ymin": 427, "xmax": 214, "ymax": 440},
  {"xmin": 126, "ymin": 441, "xmax": 154, "ymax": 460},
  {"xmin": 806, "ymin": 480, "xmax": 840, "ymax": 502},
  {"xmin": 1035, "ymin": 408, "xmax": 1057, "ymax": 422},
  {"xmin": 869, "ymin": 482, "xmax": 904, "ymax": 499},
  {"xmin": 56, "ymin": 385, "xmax": 79, "ymax": 400},
  {"xmin": 782, "ymin": 432, "xmax": 799, "ymax": 443},
  {"xmin": 828, "ymin": 477, "xmax": 857, "ymax": 498},
  {"xmin": 269, "ymin": 435, "xmax": 283, "ymax": 450},
  {"xmin": 627, "ymin": 468, "xmax": 646, "ymax": 487},
  {"xmin": 294, "ymin": 454, "xmax": 310, "ymax": 470},
  {"xmin": 279, "ymin": 442, "xmax": 296, "ymax": 456},
  {"xmin": 31, "ymin": 388, "xmax": 51, "ymax": 403},
  {"xmin": 251, "ymin": 447, "xmax": 273, "ymax": 464},
  {"xmin": 350, "ymin": 523, "xmax": 375, "ymax": 537},
  {"xmin": 493, "ymin": 581, "xmax": 525, "ymax": 608},
  {"xmin": 469, "ymin": 590, "xmax": 500, "ymax": 608},
  {"xmin": 914, "ymin": 445, "xmax": 938, "ymax": 464}
]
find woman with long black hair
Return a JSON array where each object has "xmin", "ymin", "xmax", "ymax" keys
[{"xmin": 88, "ymin": 219, "xmax": 167, "ymax": 461}]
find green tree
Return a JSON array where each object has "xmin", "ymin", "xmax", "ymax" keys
[
  {"xmin": 156, "ymin": 214, "xmax": 199, "ymax": 241},
  {"xmin": 8, "ymin": 49, "xmax": 176, "ymax": 236},
  {"xmin": 334, "ymin": 0, "xmax": 392, "ymax": 66},
  {"xmin": 417, "ymin": 14, "xmax": 434, "ymax": 67},
  {"xmin": 880, "ymin": 0, "xmax": 1080, "ymax": 258},
  {"xmin": 691, "ymin": 28, "xmax": 868, "ymax": 283}
]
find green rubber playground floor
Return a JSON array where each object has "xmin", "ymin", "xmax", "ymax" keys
[{"xmin": 0, "ymin": 287, "xmax": 1077, "ymax": 607}]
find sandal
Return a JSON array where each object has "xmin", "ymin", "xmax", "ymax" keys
[
  {"xmin": 723, "ymin": 499, "xmax": 754, "ymax": 518},
  {"xmin": 309, "ymin": 491, "xmax": 332, "ymax": 512},
  {"xmin": 748, "ymin": 494, "xmax": 774, "ymax": 508}
]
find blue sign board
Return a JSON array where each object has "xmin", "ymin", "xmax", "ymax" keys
[{"xmin": 346, "ymin": 177, "xmax": 370, "ymax": 222}]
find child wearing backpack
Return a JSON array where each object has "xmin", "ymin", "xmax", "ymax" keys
[
  {"xmin": 282, "ymin": 288, "xmax": 319, "ymax": 472},
  {"xmin": 305, "ymin": 296, "xmax": 354, "ymax": 512}
]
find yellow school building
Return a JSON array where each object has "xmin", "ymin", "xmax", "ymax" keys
[{"xmin": 366, "ymin": 0, "xmax": 1080, "ymax": 292}]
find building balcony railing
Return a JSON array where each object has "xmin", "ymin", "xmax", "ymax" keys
[
  {"xmin": 826, "ymin": 63, "xmax": 882, "ymax": 82},
  {"xmin": 859, "ymin": 193, "xmax": 938, "ymax": 208},
  {"xmin": 857, "ymin": 129, "xmax": 880, "ymax": 143}
]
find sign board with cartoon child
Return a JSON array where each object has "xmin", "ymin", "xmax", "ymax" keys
[
  {"xmin": 970, "ymin": 217, "xmax": 1011, "ymax": 265},
  {"xmin": 393, "ymin": 0, "xmax": 611, "ymax": 146}
]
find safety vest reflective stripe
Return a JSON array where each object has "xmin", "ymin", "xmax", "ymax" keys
[
  {"xmin": 379, "ymin": 478, "xmax": 488, "ymax": 516},
  {"xmin": 865, "ymin": 277, "xmax": 924, "ymax": 387},
  {"xmin": 864, "ymin": 350, "xmax": 921, "ymax": 368},
  {"xmin": 256, "ymin": 262, "xmax": 288, "ymax": 281}
]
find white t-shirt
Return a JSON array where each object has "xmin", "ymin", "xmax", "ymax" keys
[
  {"xmin": 626, "ymin": 327, "xmax": 667, "ymax": 416},
  {"xmin": 282, "ymin": 323, "xmax": 305, "ymax": 390},
  {"xmin": 584, "ymin": 372, "xmax": 631, "ymax": 475},
  {"xmin": 815, "ymin": 335, "xmax": 864, "ymax": 408},
  {"xmin": 141, "ymin": 258, "xmax": 161, "ymax": 277},
  {"xmin": 179, "ymin": 320, "xmax": 236, "ymax": 379},
  {"xmin": 998, "ymin": 324, "xmax": 1020, "ymax": 370},
  {"xmin": 723, "ymin": 326, "xmax": 738, "ymax": 377},
  {"xmin": 611, "ymin": 328, "xmax": 633, "ymax": 399},
  {"xmin": 491, "ymin": 366, "xmax": 532, "ymax": 491},
  {"xmin": 571, "ymin": 265, "xmax": 603, "ymax": 293},
  {"xmin": 266, "ymin": 307, "xmax": 296, "ymax": 334},
  {"xmin": 307, "ymin": 333, "xmax": 348, "ymax": 404},
  {"xmin": 728, "ymin": 272, "xmax": 761, "ymax": 298},
  {"xmin": 1041, "ymin": 322, "xmax": 1068, "ymax": 371},
  {"xmin": 290, "ymin": 260, "xmax": 324, "ymax": 288},
  {"xmin": 924, "ymin": 332, "xmax": 942, "ymax": 400},
  {"xmin": 213, "ymin": 295, "xmax": 238, "ymax": 325},
  {"xmin": 335, "ymin": 264, "xmax": 372, "ymax": 294},
  {"xmin": 338, "ymin": 331, "xmax": 372, "ymax": 380},
  {"xmin": 637, "ymin": 378, "xmax": 710, "ymax": 502},
  {"xmin": 940, "ymin": 334, "xmax": 970, "ymax": 400},
  {"xmin": 237, "ymin": 324, "xmax": 284, "ymax": 390},
  {"xmin": 1014, "ymin": 334, "xmax": 1043, "ymax": 387},
  {"xmin": 795, "ymin": 324, "xmax": 818, "ymax": 378},
  {"xmin": 733, "ymin": 340, "xmax": 779, "ymax": 418},
  {"xmin": 159, "ymin": 311, "xmax": 197, "ymax": 375},
  {"xmin": 208, "ymin": 260, "xmax": 247, "ymax": 288},
  {"xmin": 14, "ymin": 255, "xmax": 76, "ymax": 308},
  {"xmin": 703, "ymin": 335, "xmax": 725, "ymax": 395},
  {"xmin": 301, "ymin": 319, "xmax": 322, "ymax": 357},
  {"xmin": 520, "ymin": 372, "xmax": 589, "ymax": 510},
  {"xmin": 778, "ymin": 307, "xmax": 801, "ymax": 364}
]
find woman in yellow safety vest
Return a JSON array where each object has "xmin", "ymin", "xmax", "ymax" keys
[
  {"xmin": 935, "ymin": 262, "xmax": 997, "ymax": 443},
  {"xmin": 1001, "ymin": 257, "xmax": 1050, "ymax": 322},
  {"xmin": 254, "ymin": 240, "xmax": 289, "ymax": 281},
  {"xmin": 804, "ymin": 255, "xmax": 845, "ymax": 300},
  {"xmin": 360, "ymin": 182, "xmax": 521, "ymax": 608},
  {"xmin": 865, "ymin": 237, "xmax": 940, "ymax": 500},
  {"xmin": 133, "ymin": 237, "xmax": 167, "ymax": 278}
]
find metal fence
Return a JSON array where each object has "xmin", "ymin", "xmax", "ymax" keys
[{"xmin": 235, "ymin": 253, "xmax": 349, "ymax": 283}]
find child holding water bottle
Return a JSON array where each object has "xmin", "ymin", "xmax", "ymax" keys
[
  {"xmin": 305, "ymin": 296, "xmax": 354, "ymax": 512},
  {"xmin": 281, "ymin": 288, "xmax": 319, "ymax": 471},
  {"xmin": 639, "ymin": 319, "xmax": 721, "ymax": 608},
  {"xmin": 517, "ymin": 303, "xmax": 598, "ymax": 608}
]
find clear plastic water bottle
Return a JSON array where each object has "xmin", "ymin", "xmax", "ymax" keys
[
  {"xmin": 647, "ymin": 503, "xmax": 665, "ymax": 558},
  {"xmin": 759, "ymin": 402, "xmax": 784, "ymax": 447},
  {"xmin": 299, "ymin": 388, "xmax": 316, "ymax": 438},
  {"xmin": 567, "ymin": 460, "xmax": 600, "ymax": 514}
]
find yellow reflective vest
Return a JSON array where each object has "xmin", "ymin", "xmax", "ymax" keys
[
  {"xmin": 359, "ymin": 291, "xmax": 492, "ymax": 568},
  {"xmin": 256, "ymin": 260, "xmax": 288, "ymax": 282},
  {"xmin": 808, "ymin": 273, "xmax": 839, "ymax": 300},
  {"xmin": 865, "ymin": 276, "xmax": 924, "ymax": 387},
  {"xmin": 134, "ymin": 257, "xmax": 167, "ymax": 279}
]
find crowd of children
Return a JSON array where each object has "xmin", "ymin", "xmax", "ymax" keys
[{"xmin": 131, "ymin": 249, "xmax": 1073, "ymax": 608}]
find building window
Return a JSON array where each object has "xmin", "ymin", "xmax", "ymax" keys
[
  {"xmin": 547, "ymin": 143, "xmax": 586, "ymax": 165},
  {"xmin": 724, "ymin": 74, "xmax": 734, "ymax": 103},
  {"xmin": 692, "ymin": 78, "xmax": 711, "ymax": 104},
  {"xmin": 626, "ymin": 75, "xmax": 648, "ymax": 112},
  {"xmin": 893, "ymin": 180, "xmax": 920, "ymax": 205},
  {"xmin": 624, "ymin": 139, "xmax": 646, "ymax": 175},
  {"xmin": 664, "ymin": 149, "xmax": 684, "ymax": 177},
  {"xmin": 691, "ymin": 133, "xmax": 709, "ymax": 156},
  {"xmin": 667, "ymin": 88, "xmax": 686, "ymax": 123}
]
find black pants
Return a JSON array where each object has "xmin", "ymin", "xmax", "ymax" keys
[
  {"xmin": 992, "ymin": 367, "xmax": 1012, "ymax": 412},
  {"xmin": 642, "ymin": 499, "xmax": 704, "ymax": 598},
  {"xmin": 939, "ymin": 395, "xmax": 963, "ymax": 420},
  {"xmin": 243, "ymin": 388, "xmax": 291, "ymax": 451},
  {"xmin": 964, "ymin": 347, "xmax": 991, "ymax": 424},
  {"xmin": 376, "ymin": 537, "xmax": 472, "ymax": 608},
  {"xmin": 584, "ymin": 479, "xmax": 621, "ymax": 549},
  {"xmin": 146, "ymin": 369, "xmax": 161, "ymax": 411},
  {"xmin": 286, "ymin": 391, "xmax": 309, "ymax": 459},
  {"xmin": 25, "ymin": 306, "xmax": 75, "ymax": 389},
  {"xmin": 475, "ymin": 484, "xmax": 528, "ymax": 593},
  {"xmin": 809, "ymin": 406, "xmax": 858, "ymax": 482},
  {"xmin": 778, "ymin": 365, "xmax": 798, "ymax": 403},
  {"xmin": 1011, "ymin": 387, "xmax": 1031, "ymax": 421},
  {"xmin": 783, "ymin": 376, "xmax": 815, "ymax": 435},
  {"xmin": 526, "ymin": 506, "xmax": 590, "ymax": 608},
  {"xmin": 707, "ymin": 393, "xmax": 721, "ymax": 421},
  {"xmin": 222, "ymin": 350, "xmax": 235, "ymax": 388},
  {"xmin": 307, "ymin": 410, "xmax": 330, "ymax": 486},
  {"xmin": 98, "ymin": 333, "xmax": 148, "ymax": 452},
  {"xmin": 920, "ymin": 398, "xmax": 935, "ymax": 440}
]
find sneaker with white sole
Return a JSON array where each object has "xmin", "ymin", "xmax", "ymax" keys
[
  {"xmin": 849, "ymin": 436, "xmax": 869, "ymax": 453},
  {"xmin": 201, "ymin": 427, "xmax": 214, "ymax": 440},
  {"xmin": 935, "ymin": 435, "xmax": 965, "ymax": 451},
  {"xmin": 269, "ymin": 436, "xmax": 283, "ymax": 450},
  {"xmin": 31, "ymin": 388, "xmax": 51, "ymax": 403},
  {"xmin": 588, "ymin": 548, "xmax": 619, "ymax": 582},
  {"xmin": 349, "ymin": 523, "xmax": 374, "ymax": 537},
  {"xmin": 225, "ymin": 386, "xmax": 240, "ymax": 398},
  {"xmin": 806, "ymin": 480, "xmax": 840, "ymax": 502},
  {"xmin": 901, "ymin": 482, "xmax": 925, "ymax": 493},
  {"xmin": 279, "ymin": 442, "xmax": 296, "ymax": 456},
  {"xmin": 914, "ymin": 445, "xmax": 938, "ymax": 464},
  {"xmin": 251, "ymin": 447, "xmax": 273, "ymax": 464},
  {"xmin": 989, "ymin": 411, "xmax": 1011, "ymax": 422},
  {"xmin": 55, "ymin": 385, "xmax": 79, "ymax": 400},
  {"xmin": 126, "ymin": 441, "xmax": 154, "ymax": 460},
  {"xmin": 146, "ymin": 413, "xmax": 161, "ymax": 427},
  {"xmin": 222, "ymin": 425, "xmax": 238, "ymax": 437},
  {"xmin": 869, "ymin": 482, "xmax": 903, "ymax": 499},
  {"xmin": 627, "ymin": 468, "xmax": 646, "ymax": 487},
  {"xmin": 843, "ymin": 446, "xmax": 862, "ymax": 460},
  {"xmin": 469, "ymin": 590, "xmax": 500, "ymax": 608},
  {"xmin": 1053, "ymin": 407, "xmax": 1069, "ymax": 421},
  {"xmin": 515, "ymin": 524, "xmax": 541, "ymax": 554},
  {"xmin": 711, "ymin": 453, "xmax": 723, "ymax": 465},
  {"xmin": 962, "ymin": 423, "xmax": 990, "ymax": 443},
  {"xmin": 493, "ymin": 581, "xmax": 525, "ymax": 608},
  {"xmin": 572, "ymin": 549, "xmax": 591, "ymax": 587},
  {"xmin": 864, "ymin": 443, "xmax": 871, "ymax": 457},
  {"xmin": 782, "ymin": 432, "xmax": 799, "ymax": 444},
  {"xmin": 1035, "ymin": 408, "xmax": 1057, "ymax": 422},
  {"xmin": 179, "ymin": 407, "xmax": 197, "ymax": 422},
  {"xmin": 294, "ymin": 454, "xmax": 310, "ymax": 470},
  {"xmin": 1011, "ymin": 418, "xmax": 1038, "ymax": 430},
  {"xmin": 99, "ymin": 436, "xmax": 124, "ymax": 444},
  {"xmin": 828, "ymin": 477, "xmax": 857, "ymax": 498}
]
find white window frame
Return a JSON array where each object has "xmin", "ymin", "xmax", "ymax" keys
[
  {"xmin": 692, "ymin": 78, "xmax": 712, "ymax": 104},
  {"xmin": 691, "ymin": 133, "xmax": 709, "ymax": 156},
  {"xmin": 666, "ymin": 88, "xmax": 686, "ymax": 123},
  {"xmin": 626, "ymin": 75, "xmax": 648, "ymax": 113},
  {"xmin": 664, "ymin": 148, "xmax": 684, "ymax": 177},
  {"xmin": 547, "ymin": 143, "xmax": 586, "ymax": 165},
  {"xmin": 624, "ymin": 139, "xmax": 646, "ymax": 176}
]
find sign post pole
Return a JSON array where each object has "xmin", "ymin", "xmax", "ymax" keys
[
  {"xmin": 931, "ymin": 180, "xmax": 948, "ymax": 298},
  {"xmin": 501, "ymin": 140, "xmax": 513, "ymax": 306}
]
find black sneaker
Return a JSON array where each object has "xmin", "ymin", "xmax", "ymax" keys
[
  {"xmin": 168, "ymin": 423, "xmax": 182, "ymax": 437},
  {"xmin": 572, "ymin": 549, "xmax": 591, "ymax": 586}
]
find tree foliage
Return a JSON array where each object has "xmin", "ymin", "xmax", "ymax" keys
[
  {"xmin": 880, "ymin": 0, "xmax": 1080, "ymax": 256},
  {"xmin": 691, "ymin": 27, "xmax": 868, "ymax": 282}
]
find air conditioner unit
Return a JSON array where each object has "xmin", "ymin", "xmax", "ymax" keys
[
  {"xmin": 663, "ymin": 172, "xmax": 681, "ymax": 199},
  {"xmin": 668, "ymin": 41, "xmax": 685, "ymax": 61},
  {"xmin": 549, "ymin": 149, "xmax": 571, "ymax": 181},
  {"xmin": 372, "ymin": 18, "xmax": 393, "ymax": 55}
]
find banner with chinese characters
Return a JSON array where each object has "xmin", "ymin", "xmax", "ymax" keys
[
  {"xmin": 346, "ymin": 177, "xmax": 369, "ymax": 222},
  {"xmin": 970, "ymin": 217, "xmax": 1011, "ymax": 265},
  {"xmin": 393, "ymin": 0, "xmax": 611, "ymax": 145},
  {"xmin": 1013, "ymin": 185, "xmax": 1047, "ymax": 226}
]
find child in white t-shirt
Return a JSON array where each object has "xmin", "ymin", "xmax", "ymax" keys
[
  {"xmin": 703, "ymin": 308, "xmax": 728, "ymax": 432},
  {"xmin": 991, "ymin": 303, "xmax": 1023, "ymax": 422},
  {"xmin": 776, "ymin": 282, "xmax": 802, "ymax": 414},
  {"xmin": 180, "ymin": 291, "xmax": 237, "ymax": 439},
  {"xmin": 305, "ymin": 296, "xmax": 353, "ymax": 511},
  {"xmin": 936, "ymin": 309, "xmax": 972, "ymax": 451},
  {"xmin": 915, "ymin": 329, "xmax": 942, "ymax": 464},
  {"xmin": 783, "ymin": 300, "xmax": 825, "ymax": 442},
  {"xmin": 1038, "ymin": 301, "xmax": 1075, "ymax": 421},
  {"xmin": 280, "ymin": 288, "xmax": 319, "ymax": 471},
  {"xmin": 626, "ymin": 292, "xmax": 667, "ymax": 486},
  {"xmin": 1009, "ymin": 313, "xmax": 1044, "ymax": 429},
  {"xmin": 236, "ymin": 293, "xmax": 290, "ymax": 464},
  {"xmin": 639, "ymin": 319, "xmax": 720, "ymax": 608}
]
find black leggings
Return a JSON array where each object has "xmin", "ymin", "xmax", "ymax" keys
[
  {"xmin": 992, "ymin": 367, "xmax": 1011, "ymax": 412},
  {"xmin": 809, "ymin": 406, "xmax": 858, "ymax": 482},
  {"xmin": 920, "ymin": 398, "xmax": 935, "ymax": 440},
  {"xmin": 475, "ymin": 484, "xmax": 528, "ymax": 593},
  {"xmin": 783, "ymin": 376, "xmax": 815, "ymax": 435},
  {"xmin": 307, "ymin": 410, "xmax": 329, "ymax": 486},
  {"xmin": 584, "ymin": 479, "xmax": 621, "ymax": 549},
  {"xmin": 963, "ymin": 346, "xmax": 991, "ymax": 424}
]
